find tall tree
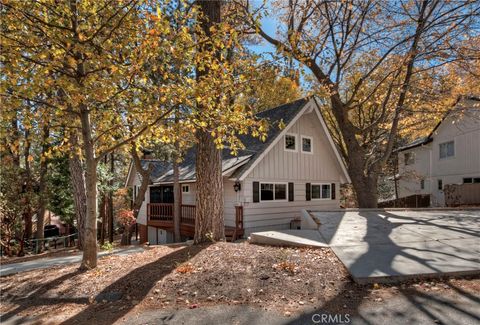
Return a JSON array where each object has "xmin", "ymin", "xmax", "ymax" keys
[
  {"xmin": 1, "ymin": 0, "xmax": 190, "ymax": 268},
  {"xmin": 194, "ymin": 0, "xmax": 225, "ymax": 243},
  {"xmin": 241, "ymin": 0, "xmax": 480, "ymax": 207},
  {"xmin": 35, "ymin": 123, "xmax": 50, "ymax": 243}
]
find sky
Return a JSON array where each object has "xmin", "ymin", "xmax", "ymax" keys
[{"xmin": 245, "ymin": 6, "xmax": 312, "ymax": 92}]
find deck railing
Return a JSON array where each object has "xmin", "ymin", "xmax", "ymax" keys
[
  {"xmin": 147, "ymin": 203, "xmax": 244, "ymax": 240},
  {"xmin": 180, "ymin": 204, "xmax": 196, "ymax": 225},
  {"xmin": 147, "ymin": 203, "xmax": 196, "ymax": 225},
  {"xmin": 148, "ymin": 203, "xmax": 174, "ymax": 221}
]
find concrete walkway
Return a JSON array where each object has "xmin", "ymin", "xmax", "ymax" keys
[
  {"xmin": 312, "ymin": 210, "xmax": 480, "ymax": 283},
  {"xmin": 0, "ymin": 246, "xmax": 144, "ymax": 277},
  {"xmin": 249, "ymin": 230, "xmax": 328, "ymax": 248}
]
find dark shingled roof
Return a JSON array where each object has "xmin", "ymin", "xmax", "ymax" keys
[{"xmin": 139, "ymin": 97, "xmax": 310, "ymax": 183}]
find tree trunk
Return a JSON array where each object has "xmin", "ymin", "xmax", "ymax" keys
[
  {"xmin": 68, "ymin": 133, "xmax": 86, "ymax": 250},
  {"xmin": 23, "ymin": 129, "xmax": 33, "ymax": 241},
  {"xmin": 173, "ymin": 158, "xmax": 181, "ymax": 242},
  {"xmin": 108, "ymin": 152, "xmax": 114, "ymax": 243},
  {"xmin": 79, "ymin": 105, "xmax": 98, "ymax": 269},
  {"xmin": 99, "ymin": 193, "xmax": 106, "ymax": 246},
  {"xmin": 194, "ymin": 130, "xmax": 224, "ymax": 242},
  {"xmin": 131, "ymin": 145, "xmax": 152, "ymax": 218},
  {"xmin": 173, "ymin": 111, "xmax": 181, "ymax": 242},
  {"xmin": 36, "ymin": 125, "xmax": 50, "ymax": 244},
  {"xmin": 194, "ymin": 0, "xmax": 225, "ymax": 243},
  {"xmin": 349, "ymin": 171, "xmax": 378, "ymax": 208}
]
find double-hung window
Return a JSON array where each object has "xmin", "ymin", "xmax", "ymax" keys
[
  {"xmin": 260, "ymin": 183, "xmax": 287, "ymax": 201},
  {"xmin": 311, "ymin": 184, "xmax": 331, "ymax": 199}
]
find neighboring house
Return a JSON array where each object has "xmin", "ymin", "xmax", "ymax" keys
[
  {"xmin": 125, "ymin": 97, "xmax": 351, "ymax": 244},
  {"xmin": 397, "ymin": 96, "xmax": 480, "ymax": 206}
]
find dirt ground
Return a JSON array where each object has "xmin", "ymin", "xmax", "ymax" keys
[{"xmin": 1, "ymin": 242, "xmax": 478, "ymax": 325}]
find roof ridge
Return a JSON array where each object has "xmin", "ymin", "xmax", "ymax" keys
[{"xmin": 255, "ymin": 97, "xmax": 310, "ymax": 116}]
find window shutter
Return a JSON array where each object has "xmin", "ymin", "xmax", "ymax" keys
[
  {"xmin": 331, "ymin": 183, "xmax": 336, "ymax": 200},
  {"xmin": 306, "ymin": 183, "xmax": 311, "ymax": 201},
  {"xmin": 288, "ymin": 182, "xmax": 294, "ymax": 201},
  {"xmin": 253, "ymin": 181, "xmax": 260, "ymax": 203}
]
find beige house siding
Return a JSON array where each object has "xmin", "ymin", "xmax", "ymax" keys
[
  {"xmin": 399, "ymin": 103, "xmax": 480, "ymax": 206},
  {"xmin": 224, "ymin": 179, "xmax": 239, "ymax": 228},
  {"xmin": 237, "ymin": 110, "xmax": 344, "ymax": 234},
  {"xmin": 129, "ymin": 98, "xmax": 350, "ymax": 237},
  {"xmin": 398, "ymin": 145, "xmax": 432, "ymax": 197}
]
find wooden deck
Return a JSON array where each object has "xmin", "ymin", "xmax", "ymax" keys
[{"xmin": 147, "ymin": 203, "xmax": 244, "ymax": 241}]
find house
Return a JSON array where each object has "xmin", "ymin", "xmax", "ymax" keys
[
  {"xmin": 125, "ymin": 97, "xmax": 351, "ymax": 244},
  {"xmin": 397, "ymin": 96, "xmax": 480, "ymax": 206}
]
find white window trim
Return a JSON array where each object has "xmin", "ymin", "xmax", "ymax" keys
[
  {"xmin": 259, "ymin": 182, "xmax": 288, "ymax": 202},
  {"xmin": 182, "ymin": 185, "xmax": 190, "ymax": 193},
  {"xmin": 439, "ymin": 140, "xmax": 455, "ymax": 160},
  {"xmin": 284, "ymin": 133, "xmax": 298, "ymax": 152},
  {"xmin": 301, "ymin": 135, "xmax": 313, "ymax": 154},
  {"xmin": 311, "ymin": 183, "xmax": 331, "ymax": 200}
]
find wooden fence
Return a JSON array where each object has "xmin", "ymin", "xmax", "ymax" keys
[
  {"xmin": 444, "ymin": 183, "xmax": 480, "ymax": 207},
  {"xmin": 378, "ymin": 194, "xmax": 431, "ymax": 208}
]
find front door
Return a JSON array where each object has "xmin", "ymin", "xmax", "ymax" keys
[{"xmin": 150, "ymin": 186, "xmax": 174, "ymax": 203}]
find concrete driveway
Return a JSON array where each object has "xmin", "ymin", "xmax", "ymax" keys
[{"xmin": 311, "ymin": 210, "xmax": 480, "ymax": 283}]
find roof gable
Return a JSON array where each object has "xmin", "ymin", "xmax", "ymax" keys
[
  {"xmin": 232, "ymin": 97, "xmax": 351, "ymax": 182},
  {"xmin": 128, "ymin": 97, "xmax": 350, "ymax": 184}
]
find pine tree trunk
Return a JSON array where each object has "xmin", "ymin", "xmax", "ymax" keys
[
  {"xmin": 194, "ymin": 130, "xmax": 224, "ymax": 242},
  {"xmin": 194, "ymin": 0, "xmax": 225, "ymax": 243},
  {"xmin": 68, "ymin": 133, "xmax": 86, "ymax": 250},
  {"xmin": 173, "ymin": 112, "xmax": 181, "ymax": 242},
  {"xmin": 173, "ymin": 159, "xmax": 181, "ymax": 242},
  {"xmin": 79, "ymin": 105, "xmax": 98, "ymax": 269},
  {"xmin": 108, "ymin": 152, "xmax": 114, "ymax": 243},
  {"xmin": 23, "ymin": 129, "xmax": 33, "ymax": 241},
  {"xmin": 36, "ymin": 125, "xmax": 50, "ymax": 243}
]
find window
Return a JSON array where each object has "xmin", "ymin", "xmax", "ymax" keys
[
  {"xmin": 464, "ymin": 177, "xmax": 480, "ymax": 184},
  {"xmin": 404, "ymin": 152, "xmax": 415, "ymax": 165},
  {"xmin": 311, "ymin": 184, "xmax": 331, "ymax": 199},
  {"xmin": 420, "ymin": 179, "xmax": 425, "ymax": 190},
  {"xmin": 260, "ymin": 183, "xmax": 287, "ymax": 201},
  {"xmin": 438, "ymin": 179, "xmax": 443, "ymax": 190},
  {"xmin": 301, "ymin": 136, "xmax": 312, "ymax": 153},
  {"xmin": 439, "ymin": 141, "xmax": 454, "ymax": 159},
  {"xmin": 285, "ymin": 134, "xmax": 296, "ymax": 151},
  {"xmin": 182, "ymin": 185, "xmax": 189, "ymax": 193}
]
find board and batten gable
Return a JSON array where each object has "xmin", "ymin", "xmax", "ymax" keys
[{"xmin": 237, "ymin": 102, "xmax": 348, "ymax": 234}]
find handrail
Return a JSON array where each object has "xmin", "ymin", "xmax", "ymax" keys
[
  {"xmin": 148, "ymin": 203, "xmax": 244, "ymax": 231},
  {"xmin": 26, "ymin": 233, "xmax": 78, "ymax": 254}
]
